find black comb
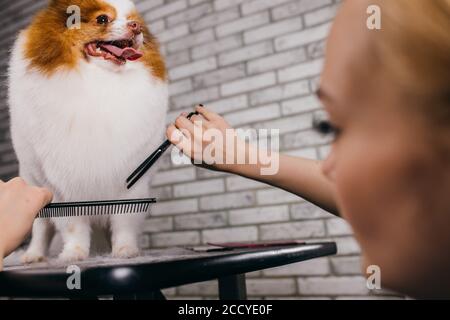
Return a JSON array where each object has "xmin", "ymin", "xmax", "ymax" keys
[
  {"xmin": 126, "ymin": 111, "xmax": 199, "ymax": 190},
  {"xmin": 36, "ymin": 198, "xmax": 156, "ymax": 219}
]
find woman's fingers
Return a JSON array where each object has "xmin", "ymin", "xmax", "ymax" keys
[
  {"xmin": 190, "ymin": 115, "xmax": 204, "ymax": 123},
  {"xmin": 196, "ymin": 105, "xmax": 219, "ymax": 121},
  {"xmin": 190, "ymin": 115, "xmax": 212, "ymax": 130},
  {"xmin": 167, "ymin": 106, "xmax": 234, "ymax": 164},
  {"xmin": 167, "ymin": 124, "xmax": 185, "ymax": 144},
  {"xmin": 9, "ymin": 177, "xmax": 26, "ymax": 187},
  {"xmin": 25, "ymin": 187, "xmax": 53, "ymax": 217},
  {"xmin": 175, "ymin": 115, "xmax": 195, "ymax": 135},
  {"xmin": 175, "ymin": 113, "xmax": 213, "ymax": 140},
  {"xmin": 38, "ymin": 187, "xmax": 53, "ymax": 207},
  {"xmin": 167, "ymin": 124, "xmax": 194, "ymax": 158}
]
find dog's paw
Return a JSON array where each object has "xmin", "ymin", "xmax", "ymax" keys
[
  {"xmin": 58, "ymin": 246, "xmax": 89, "ymax": 263},
  {"xmin": 21, "ymin": 251, "xmax": 46, "ymax": 264},
  {"xmin": 112, "ymin": 245, "xmax": 139, "ymax": 259}
]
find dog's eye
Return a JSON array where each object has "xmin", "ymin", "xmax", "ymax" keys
[{"xmin": 96, "ymin": 15, "xmax": 109, "ymax": 25}]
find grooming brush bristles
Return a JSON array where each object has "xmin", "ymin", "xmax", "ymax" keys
[{"xmin": 36, "ymin": 198, "xmax": 156, "ymax": 219}]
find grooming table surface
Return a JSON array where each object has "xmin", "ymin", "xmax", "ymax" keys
[{"xmin": 0, "ymin": 242, "xmax": 337, "ymax": 299}]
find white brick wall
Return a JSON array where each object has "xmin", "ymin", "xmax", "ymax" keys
[{"xmin": 0, "ymin": 0, "xmax": 403, "ymax": 300}]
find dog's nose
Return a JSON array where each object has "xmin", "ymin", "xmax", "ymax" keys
[{"xmin": 127, "ymin": 21, "xmax": 142, "ymax": 35}]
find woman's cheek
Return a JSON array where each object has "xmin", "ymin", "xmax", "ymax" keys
[
  {"xmin": 333, "ymin": 135, "xmax": 392, "ymax": 255},
  {"xmin": 333, "ymin": 130, "xmax": 434, "ymax": 290}
]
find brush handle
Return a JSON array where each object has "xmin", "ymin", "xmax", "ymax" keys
[
  {"xmin": 126, "ymin": 111, "xmax": 199, "ymax": 189},
  {"xmin": 126, "ymin": 140, "xmax": 171, "ymax": 188}
]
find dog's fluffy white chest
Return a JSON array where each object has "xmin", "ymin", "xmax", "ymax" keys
[{"xmin": 8, "ymin": 35, "xmax": 168, "ymax": 201}]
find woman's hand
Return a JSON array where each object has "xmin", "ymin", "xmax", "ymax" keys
[
  {"xmin": 166, "ymin": 105, "xmax": 338, "ymax": 215},
  {"xmin": 166, "ymin": 105, "xmax": 251, "ymax": 174},
  {"xmin": 0, "ymin": 177, "xmax": 53, "ymax": 265}
]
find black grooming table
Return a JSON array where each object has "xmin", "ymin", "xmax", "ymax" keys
[{"xmin": 0, "ymin": 242, "xmax": 337, "ymax": 300}]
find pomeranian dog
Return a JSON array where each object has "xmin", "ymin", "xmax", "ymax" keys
[{"xmin": 8, "ymin": 0, "xmax": 168, "ymax": 263}]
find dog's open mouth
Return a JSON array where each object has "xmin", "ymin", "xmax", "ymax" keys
[{"xmin": 85, "ymin": 39, "xmax": 143, "ymax": 65}]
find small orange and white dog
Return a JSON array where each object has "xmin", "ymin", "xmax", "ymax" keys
[{"xmin": 8, "ymin": 0, "xmax": 168, "ymax": 263}]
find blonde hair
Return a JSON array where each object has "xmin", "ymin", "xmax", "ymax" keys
[{"xmin": 376, "ymin": 0, "xmax": 450, "ymax": 122}]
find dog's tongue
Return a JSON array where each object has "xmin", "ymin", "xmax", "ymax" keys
[{"xmin": 100, "ymin": 44, "xmax": 143, "ymax": 61}]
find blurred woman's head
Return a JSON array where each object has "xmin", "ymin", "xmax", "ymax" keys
[{"xmin": 319, "ymin": 0, "xmax": 450, "ymax": 298}]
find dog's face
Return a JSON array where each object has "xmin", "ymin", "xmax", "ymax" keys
[
  {"xmin": 23, "ymin": 0, "xmax": 166, "ymax": 78},
  {"xmin": 78, "ymin": 0, "xmax": 145, "ymax": 66}
]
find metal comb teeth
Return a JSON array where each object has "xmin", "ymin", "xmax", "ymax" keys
[{"xmin": 36, "ymin": 198, "xmax": 156, "ymax": 219}]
